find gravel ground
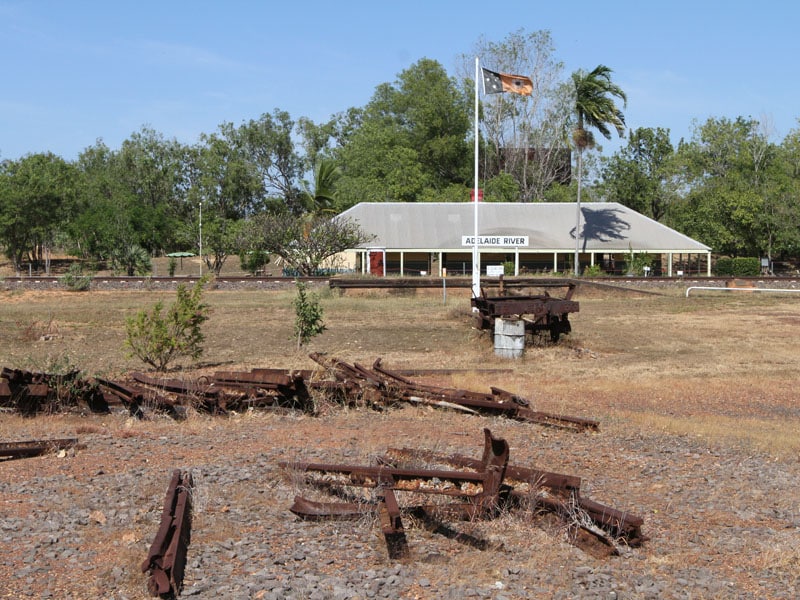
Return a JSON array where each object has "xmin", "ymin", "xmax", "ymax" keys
[{"xmin": 1, "ymin": 402, "xmax": 798, "ymax": 600}]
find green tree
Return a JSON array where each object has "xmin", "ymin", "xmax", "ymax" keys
[
  {"xmin": 243, "ymin": 212, "xmax": 374, "ymax": 276},
  {"xmin": 0, "ymin": 153, "xmax": 78, "ymax": 271},
  {"xmin": 335, "ymin": 59, "xmax": 471, "ymax": 206},
  {"xmin": 111, "ymin": 244, "xmax": 152, "ymax": 276},
  {"xmin": 571, "ymin": 65, "xmax": 627, "ymax": 274},
  {"xmin": 601, "ymin": 127, "xmax": 676, "ymax": 221},
  {"xmin": 187, "ymin": 129, "xmax": 262, "ymax": 274},
  {"xmin": 235, "ymin": 110, "xmax": 304, "ymax": 213},
  {"xmin": 669, "ymin": 116, "xmax": 783, "ymax": 259},
  {"xmin": 301, "ymin": 157, "xmax": 341, "ymax": 214}
]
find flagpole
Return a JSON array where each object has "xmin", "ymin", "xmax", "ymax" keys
[{"xmin": 472, "ymin": 56, "xmax": 481, "ymax": 302}]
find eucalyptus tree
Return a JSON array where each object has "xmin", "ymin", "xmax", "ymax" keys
[
  {"xmin": 235, "ymin": 110, "xmax": 305, "ymax": 214},
  {"xmin": 0, "ymin": 152, "xmax": 78, "ymax": 272},
  {"xmin": 187, "ymin": 128, "xmax": 263, "ymax": 274},
  {"xmin": 334, "ymin": 58, "xmax": 471, "ymax": 206},
  {"xmin": 601, "ymin": 127, "xmax": 675, "ymax": 221},
  {"xmin": 116, "ymin": 127, "xmax": 190, "ymax": 253},
  {"xmin": 571, "ymin": 64, "xmax": 627, "ymax": 274},
  {"xmin": 464, "ymin": 29, "xmax": 570, "ymax": 202},
  {"xmin": 671, "ymin": 116, "xmax": 796, "ymax": 261}
]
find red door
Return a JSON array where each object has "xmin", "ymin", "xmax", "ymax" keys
[{"xmin": 369, "ymin": 250, "xmax": 385, "ymax": 276}]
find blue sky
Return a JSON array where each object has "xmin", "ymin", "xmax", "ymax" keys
[{"xmin": 2, "ymin": 0, "xmax": 798, "ymax": 161}]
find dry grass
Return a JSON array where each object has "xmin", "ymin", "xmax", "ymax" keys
[
  {"xmin": 2, "ymin": 283, "xmax": 800, "ymax": 456},
  {"xmin": 2, "ymin": 280, "xmax": 800, "ymax": 598}
]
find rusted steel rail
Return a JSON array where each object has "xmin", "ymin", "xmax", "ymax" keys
[
  {"xmin": 384, "ymin": 445, "xmax": 645, "ymax": 546},
  {"xmin": 142, "ymin": 469, "xmax": 194, "ymax": 597},
  {"xmin": 1, "ymin": 367, "xmax": 107, "ymax": 415},
  {"xmin": 282, "ymin": 429, "xmax": 645, "ymax": 558},
  {"xmin": 309, "ymin": 354, "xmax": 598, "ymax": 431},
  {"xmin": 4, "ymin": 356, "xmax": 594, "ymax": 429},
  {"xmin": 0, "ymin": 438, "xmax": 78, "ymax": 461}
]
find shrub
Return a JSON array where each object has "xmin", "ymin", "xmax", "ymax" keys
[
  {"xmin": 732, "ymin": 257, "xmax": 760, "ymax": 277},
  {"xmin": 60, "ymin": 263, "xmax": 92, "ymax": 291},
  {"xmin": 124, "ymin": 276, "xmax": 210, "ymax": 371},
  {"xmin": 292, "ymin": 281, "xmax": 326, "ymax": 350},
  {"xmin": 112, "ymin": 244, "xmax": 152, "ymax": 276},
  {"xmin": 168, "ymin": 257, "xmax": 178, "ymax": 276},
  {"xmin": 626, "ymin": 246, "xmax": 654, "ymax": 276},
  {"xmin": 239, "ymin": 250, "xmax": 270, "ymax": 275},
  {"xmin": 715, "ymin": 257, "xmax": 734, "ymax": 276},
  {"xmin": 582, "ymin": 264, "xmax": 605, "ymax": 277},
  {"xmin": 714, "ymin": 257, "xmax": 760, "ymax": 277}
]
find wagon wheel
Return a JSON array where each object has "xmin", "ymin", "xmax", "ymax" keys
[{"xmin": 549, "ymin": 315, "xmax": 562, "ymax": 343}]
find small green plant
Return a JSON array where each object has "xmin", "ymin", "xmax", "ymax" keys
[
  {"xmin": 60, "ymin": 263, "xmax": 92, "ymax": 291},
  {"xmin": 626, "ymin": 245, "xmax": 654, "ymax": 276},
  {"xmin": 124, "ymin": 276, "xmax": 210, "ymax": 371},
  {"xmin": 582, "ymin": 264, "xmax": 605, "ymax": 277},
  {"xmin": 112, "ymin": 244, "xmax": 152, "ymax": 276},
  {"xmin": 502, "ymin": 261, "xmax": 515, "ymax": 276},
  {"xmin": 292, "ymin": 281, "xmax": 326, "ymax": 350},
  {"xmin": 168, "ymin": 257, "xmax": 178, "ymax": 276}
]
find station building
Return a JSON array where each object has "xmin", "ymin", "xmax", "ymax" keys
[{"xmin": 337, "ymin": 202, "xmax": 711, "ymax": 277}]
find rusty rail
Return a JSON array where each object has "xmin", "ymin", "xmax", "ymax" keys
[
  {"xmin": 310, "ymin": 355, "xmax": 599, "ymax": 431},
  {"xmin": 0, "ymin": 438, "xmax": 78, "ymax": 461},
  {"xmin": 282, "ymin": 429, "xmax": 644, "ymax": 558},
  {"xmin": 142, "ymin": 469, "xmax": 194, "ymax": 597}
]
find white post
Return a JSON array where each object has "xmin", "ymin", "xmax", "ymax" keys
[{"xmin": 472, "ymin": 57, "xmax": 481, "ymax": 301}]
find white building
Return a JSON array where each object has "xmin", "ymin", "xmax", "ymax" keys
[{"xmin": 338, "ymin": 202, "xmax": 711, "ymax": 277}]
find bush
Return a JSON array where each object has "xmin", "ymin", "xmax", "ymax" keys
[
  {"xmin": 714, "ymin": 257, "xmax": 760, "ymax": 277},
  {"xmin": 60, "ymin": 263, "xmax": 92, "ymax": 291},
  {"xmin": 732, "ymin": 257, "xmax": 761, "ymax": 276},
  {"xmin": 239, "ymin": 250, "xmax": 270, "ymax": 275},
  {"xmin": 292, "ymin": 281, "xmax": 325, "ymax": 350},
  {"xmin": 582, "ymin": 264, "xmax": 605, "ymax": 277},
  {"xmin": 124, "ymin": 276, "xmax": 210, "ymax": 371},
  {"xmin": 714, "ymin": 257, "xmax": 734, "ymax": 276}
]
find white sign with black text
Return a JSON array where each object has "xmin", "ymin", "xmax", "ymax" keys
[{"xmin": 461, "ymin": 235, "xmax": 529, "ymax": 247}]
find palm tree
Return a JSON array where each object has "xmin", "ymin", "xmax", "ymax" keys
[
  {"xmin": 301, "ymin": 157, "xmax": 341, "ymax": 215},
  {"xmin": 571, "ymin": 65, "xmax": 627, "ymax": 275}
]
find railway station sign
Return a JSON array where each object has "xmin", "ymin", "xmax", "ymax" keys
[{"xmin": 462, "ymin": 235, "xmax": 529, "ymax": 247}]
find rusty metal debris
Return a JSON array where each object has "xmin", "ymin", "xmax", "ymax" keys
[
  {"xmin": 471, "ymin": 281, "xmax": 579, "ymax": 342},
  {"xmin": 0, "ymin": 438, "xmax": 78, "ymax": 461},
  {"xmin": 0, "ymin": 367, "xmax": 106, "ymax": 415},
  {"xmin": 142, "ymin": 469, "xmax": 194, "ymax": 598},
  {"xmin": 282, "ymin": 429, "xmax": 644, "ymax": 559},
  {"xmin": 310, "ymin": 354, "xmax": 599, "ymax": 431},
  {"xmin": 2, "ymin": 356, "xmax": 597, "ymax": 431}
]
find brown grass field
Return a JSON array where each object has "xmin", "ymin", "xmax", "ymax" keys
[{"xmin": 1, "ymin": 279, "xmax": 799, "ymax": 598}]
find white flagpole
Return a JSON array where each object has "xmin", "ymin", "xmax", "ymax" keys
[{"xmin": 472, "ymin": 57, "xmax": 481, "ymax": 301}]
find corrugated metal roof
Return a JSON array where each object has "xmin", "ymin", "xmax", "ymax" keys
[{"xmin": 339, "ymin": 202, "xmax": 711, "ymax": 253}]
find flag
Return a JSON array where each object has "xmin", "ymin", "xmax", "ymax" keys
[{"xmin": 481, "ymin": 67, "xmax": 533, "ymax": 96}]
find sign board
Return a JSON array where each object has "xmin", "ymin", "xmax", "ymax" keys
[
  {"xmin": 462, "ymin": 236, "xmax": 529, "ymax": 247},
  {"xmin": 486, "ymin": 265, "xmax": 505, "ymax": 276}
]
